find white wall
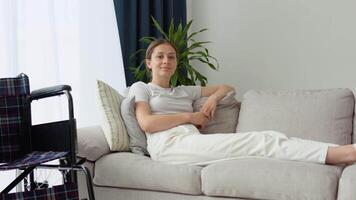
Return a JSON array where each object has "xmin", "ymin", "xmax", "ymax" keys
[{"xmin": 188, "ymin": 0, "xmax": 356, "ymax": 98}]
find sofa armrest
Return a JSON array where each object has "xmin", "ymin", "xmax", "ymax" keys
[
  {"xmin": 338, "ymin": 164, "xmax": 356, "ymax": 200},
  {"xmin": 77, "ymin": 125, "xmax": 110, "ymax": 161}
]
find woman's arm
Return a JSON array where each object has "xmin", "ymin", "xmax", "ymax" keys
[
  {"xmin": 200, "ymin": 84, "xmax": 235, "ymax": 118},
  {"xmin": 135, "ymin": 101, "xmax": 210, "ymax": 133}
]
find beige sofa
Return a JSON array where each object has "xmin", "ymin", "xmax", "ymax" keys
[{"xmin": 77, "ymin": 88, "xmax": 356, "ymax": 200}]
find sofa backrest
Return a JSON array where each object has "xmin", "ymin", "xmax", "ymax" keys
[{"xmin": 236, "ymin": 88, "xmax": 354, "ymax": 145}]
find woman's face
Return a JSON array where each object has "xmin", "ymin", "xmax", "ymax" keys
[{"xmin": 146, "ymin": 43, "xmax": 177, "ymax": 80}]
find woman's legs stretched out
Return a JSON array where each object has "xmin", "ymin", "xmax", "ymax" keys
[
  {"xmin": 325, "ymin": 144, "xmax": 356, "ymax": 165},
  {"xmin": 148, "ymin": 125, "xmax": 356, "ymax": 165}
]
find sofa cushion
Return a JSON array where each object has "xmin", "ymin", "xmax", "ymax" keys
[
  {"xmin": 337, "ymin": 164, "xmax": 356, "ymax": 200},
  {"xmin": 94, "ymin": 152, "xmax": 202, "ymax": 195},
  {"xmin": 77, "ymin": 125, "xmax": 110, "ymax": 161},
  {"xmin": 237, "ymin": 89, "xmax": 354, "ymax": 145},
  {"xmin": 120, "ymin": 96, "xmax": 149, "ymax": 156},
  {"xmin": 193, "ymin": 91, "xmax": 240, "ymax": 134},
  {"xmin": 201, "ymin": 158, "xmax": 342, "ymax": 200},
  {"xmin": 96, "ymin": 80, "xmax": 129, "ymax": 151}
]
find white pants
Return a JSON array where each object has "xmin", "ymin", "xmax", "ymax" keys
[{"xmin": 146, "ymin": 125, "xmax": 336, "ymax": 165}]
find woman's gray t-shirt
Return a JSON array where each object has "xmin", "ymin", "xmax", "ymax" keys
[{"xmin": 128, "ymin": 81, "xmax": 201, "ymax": 115}]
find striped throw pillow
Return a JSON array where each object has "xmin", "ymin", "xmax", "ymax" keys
[{"xmin": 96, "ymin": 80, "xmax": 129, "ymax": 151}]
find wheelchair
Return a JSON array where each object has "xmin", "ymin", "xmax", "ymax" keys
[{"xmin": 0, "ymin": 74, "xmax": 95, "ymax": 200}]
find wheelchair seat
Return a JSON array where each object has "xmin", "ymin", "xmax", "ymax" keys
[{"xmin": 0, "ymin": 151, "xmax": 67, "ymax": 170}]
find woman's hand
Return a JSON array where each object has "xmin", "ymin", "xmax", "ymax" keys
[
  {"xmin": 190, "ymin": 112, "xmax": 210, "ymax": 129},
  {"xmin": 200, "ymin": 84, "xmax": 234, "ymax": 118},
  {"xmin": 200, "ymin": 96, "xmax": 218, "ymax": 119}
]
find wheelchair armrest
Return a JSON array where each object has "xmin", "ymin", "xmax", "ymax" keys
[{"xmin": 31, "ymin": 85, "xmax": 71, "ymax": 100}]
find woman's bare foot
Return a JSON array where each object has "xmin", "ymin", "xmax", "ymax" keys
[
  {"xmin": 347, "ymin": 144, "xmax": 356, "ymax": 165},
  {"xmin": 345, "ymin": 144, "xmax": 356, "ymax": 165},
  {"xmin": 325, "ymin": 145, "xmax": 356, "ymax": 165}
]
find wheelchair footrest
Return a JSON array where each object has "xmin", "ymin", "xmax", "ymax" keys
[{"xmin": 0, "ymin": 183, "xmax": 79, "ymax": 200}]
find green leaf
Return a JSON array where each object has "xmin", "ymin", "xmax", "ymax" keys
[
  {"xmin": 129, "ymin": 48, "xmax": 146, "ymax": 60},
  {"xmin": 175, "ymin": 22, "xmax": 183, "ymax": 41},
  {"xmin": 186, "ymin": 64, "xmax": 196, "ymax": 82},
  {"xmin": 139, "ymin": 37, "xmax": 155, "ymax": 45},
  {"xmin": 181, "ymin": 20, "xmax": 193, "ymax": 39},
  {"xmin": 176, "ymin": 20, "xmax": 191, "ymax": 50},
  {"xmin": 179, "ymin": 51, "xmax": 190, "ymax": 59},
  {"xmin": 188, "ymin": 28, "xmax": 208, "ymax": 40},
  {"xmin": 188, "ymin": 41, "xmax": 211, "ymax": 51},
  {"xmin": 151, "ymin": 16, "xmax": 168, "ymax": 39},
  {"xmin": 128, "ymin": 66, "xmax": 136, "ymax": 72},
  {"xmin": 168, "ymin": 19, "xmax": 174, "ymax": 39},
  {"xmin": 171, "ymin": 72, "xmax": 178, "ymax": 86},
  {"xmin": 136, "ymin": 69, "xmax": 145, "ymax": 80},
  {"xmin": 198, "ymin": 58, "xmax": 217, "ymax": 70},
  {"xmin": 205, "ymin": 48, "xmax": 209, "ymax": 55}
]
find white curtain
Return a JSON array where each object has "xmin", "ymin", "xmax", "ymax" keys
[
  {"xmin": 0, "ymin": 0, "xmax": 126, "ymax": 190},
  {"xmin": 0, "ymin": 0, "xmax": 126, "ymax": 126}
]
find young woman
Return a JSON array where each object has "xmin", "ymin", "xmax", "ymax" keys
[{"xmin": 128, "ymin": 39, "xmax": 356, "ymax": 165}]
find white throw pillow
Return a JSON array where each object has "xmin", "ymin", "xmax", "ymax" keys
[{"xmin": 96, "ymin": 80, "xmax": 129, "ymax": 151}]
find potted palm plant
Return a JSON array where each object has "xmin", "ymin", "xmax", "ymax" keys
[{"xmin": 130, "ymin": 17, "xmax": 218, "ymax": 86}]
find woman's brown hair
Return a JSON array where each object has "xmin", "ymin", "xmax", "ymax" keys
[{"xmin": 145, "ymin": 39, "xmax": 178, "ymax": 60}]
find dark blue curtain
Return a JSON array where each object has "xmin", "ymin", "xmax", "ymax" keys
[{"xmin": 113, "ymin": 0, "xmax": 187, "ymax": 86}]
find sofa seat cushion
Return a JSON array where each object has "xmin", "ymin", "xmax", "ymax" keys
[
  {"xmin": 93, "ymin": 152, "xmax": 202, "ymax": 195},
  {"xmin": 338, "ymin": 164, "xmax": 356, "ymax": 200},
  {"xmin": 201, "ymin": 158, "xmax": 342, "ymax": 200}
]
